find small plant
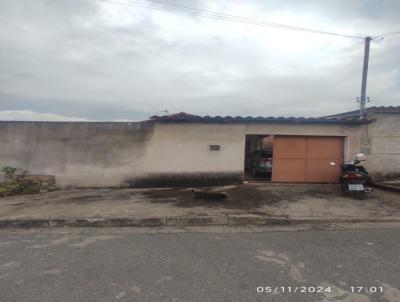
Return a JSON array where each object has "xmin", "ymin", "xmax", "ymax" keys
[
  {"xmin": 0, "ymin": 178, "xmax": 41, "ymax": 197},
  {"xmin": 14, "ymin": 178, "xmax": 41, "ymax": 194},
  {"xmin": 1, "ymin": 166, "xmax": 17, "ymax": 182},
  {"xmin": 0, "ymin": 167, "xmax": 41, "ymax": 197}
]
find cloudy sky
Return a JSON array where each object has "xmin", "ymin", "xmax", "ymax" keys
[{"xmin": 0, "ymin": 0, "xmax": 399, "ymax": 121}]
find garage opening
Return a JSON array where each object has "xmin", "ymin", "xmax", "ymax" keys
[
  {"xmin": 244, "ymin": 135, "xmax": 273, "ymax": 181},
  {"xmin": 244, "ymin": 135, "xmax": 344, "ymax": 183}
]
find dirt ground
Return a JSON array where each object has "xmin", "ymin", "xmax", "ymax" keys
[{"xmin": 0, "ymin": 183, "xmax": 399, "ymax": 219}]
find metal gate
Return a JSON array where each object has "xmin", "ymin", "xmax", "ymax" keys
[{"xmin": 271, "ymin": 136, "xmax": 344, "ymax": 183}]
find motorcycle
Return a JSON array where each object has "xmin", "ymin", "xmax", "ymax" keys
[{"xmin": 330, "ymin": 153, "xmax": 373, "ymax": 200}]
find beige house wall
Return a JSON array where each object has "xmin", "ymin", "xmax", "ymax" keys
[
  {"xmin": 143, "ymin": 123, "xmax": 245, "ymax": 174},
  {"xmin": 362, "ymin": 114, "xmax": 400, "ymax": 179}
]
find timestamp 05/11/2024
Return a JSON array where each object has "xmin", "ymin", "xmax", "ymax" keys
[{"xmin": 256, "ymin": 286, "xmax": 385, "ymax": 295}]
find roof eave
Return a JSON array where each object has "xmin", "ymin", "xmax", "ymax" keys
[{"xmin": 149, "ymin": 118, "xmax": 373, "ymax": 125}]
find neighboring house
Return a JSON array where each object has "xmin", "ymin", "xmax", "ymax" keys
[
  {"xmin": 0, "ymin": 106, "xmax": 398, "ymax": 187},
  {"xmin": 324, "ymin": 106, "xmax": 400, "ymax": 180}
]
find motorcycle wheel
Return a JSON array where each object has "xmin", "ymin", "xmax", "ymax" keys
[{"xmin": 354, "ymin": 191, "xmax": 366, "ymax": 200}]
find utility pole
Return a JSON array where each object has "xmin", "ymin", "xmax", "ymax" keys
[{"xmin": 359, "ymin": 36, "xmax": 371, "ymax": 117}]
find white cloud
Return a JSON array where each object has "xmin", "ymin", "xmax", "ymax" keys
[
  {"xmin": 0, "ymin": 0, "xmax": 399, "ymax": 120},
  {"xmin": 0, "ymin": 111, "xmax": 92, "ymax": 122}
]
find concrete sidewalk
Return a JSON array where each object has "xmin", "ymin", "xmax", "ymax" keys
[{"xmin": 0, "ymin": 184, "xmax": 399, "ymax": 228}]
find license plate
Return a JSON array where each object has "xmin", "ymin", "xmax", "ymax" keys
[{"xmin": 348, "ymin": 184, "xmax": 364, "ymax": 191}]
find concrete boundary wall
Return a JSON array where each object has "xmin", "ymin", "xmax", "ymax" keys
[{"xmin": 0, "ymin": 122, "xmax": 153, "ymax": 187}]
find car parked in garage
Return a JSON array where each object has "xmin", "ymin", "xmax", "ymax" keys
[{"xmin": 245, "ymin": 150, "xmax": 273, "ymax": 175}]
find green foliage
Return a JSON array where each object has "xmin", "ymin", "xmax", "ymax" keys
[
  {"xmin": 0, "ymin": 182, "xmax": 19, "ymax": 196},
  {"xmin": 0, "ymin": 166, "xmax": 41, "ymax": 197},
  {"xmin": 1, "ymin": 166, "xmax": 17, "ymax": 182},
  {"xmin": 0, "ymin": 179, "xmax": 41, "ymax": 197}
]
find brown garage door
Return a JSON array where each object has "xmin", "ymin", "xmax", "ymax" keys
[{"xmin": 272, "ymin": 136, "xmax": 343, "ymax": 183}]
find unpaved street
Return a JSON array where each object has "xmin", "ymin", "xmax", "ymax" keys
[{"xmin": 1, "ymin": 227, "xmax": 400, "ymax": 302}]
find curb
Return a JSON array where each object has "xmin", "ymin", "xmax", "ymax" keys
[
  {"xmin": 374, "ymin": 183, "xmax": 400, "ymax": 193},
  {"xmin": 0, "ymin": 217, "xmax": 166, "ymax": 229},
  {"xmin": 227, "ymin": 215, "xmax": 292, "ymax": 226},
  {"xmin": 1, "ymin": 215, "xmax": 400, "ymax": 229},
  {"xmin": 166, "ymin": 215, "xmax": 229, "ymax": 227}
]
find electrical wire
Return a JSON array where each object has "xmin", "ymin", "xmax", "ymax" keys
[
  {"xmin": 98, "ymin": 0, "xmax": 366, "ymax": 39},
  {"xmin": 374, "ymin": 31, "xmax": 400, "ymax": 39}
]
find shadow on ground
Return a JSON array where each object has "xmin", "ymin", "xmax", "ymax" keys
[{"xmin": 142, "ymin": 185, "xmax": 340, "ymax": 209}]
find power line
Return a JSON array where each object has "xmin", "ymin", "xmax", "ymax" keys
[
  {"xmin": 140, "ymin": 0, "xmax": 364, "ymax": 38},
  {"xmin": 98, "ymin": 0, "xmax": 365, "ymax": 39},
  {"xmin": 374, "ymin": 31, "xmax": 400, "ymax": 39}
]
